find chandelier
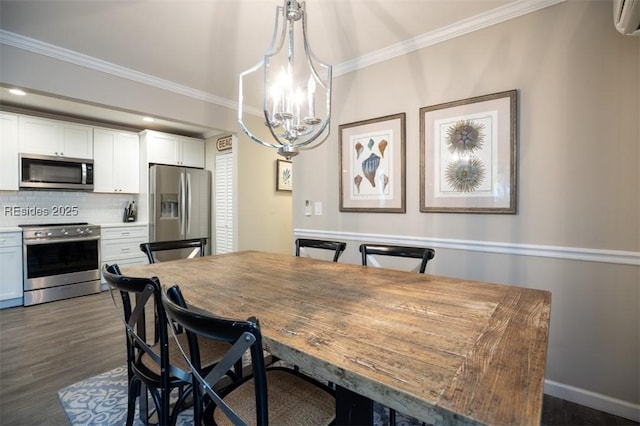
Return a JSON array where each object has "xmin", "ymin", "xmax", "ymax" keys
[{"xmin": 238, "ymin": 0, "xmax": 332, "ymax": 160}]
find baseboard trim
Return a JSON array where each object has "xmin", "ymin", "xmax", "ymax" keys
[
  {"xmin": 544, "ymin": 380, "xmax": 640, "ymax": 422},
  {"xmin": 293, "ymin": 229, "xmax": 640, "ymax": 266},
  {"xmin": 0, "ymin": 297, "xmax": 22, "ymax": 309}
]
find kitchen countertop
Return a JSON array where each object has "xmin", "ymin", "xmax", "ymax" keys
[
  {"xmin": 99, "ymin": 222, "xmax": 148, "ymax": 228},
  {"xmin": 0, "ymin": 227, "xmax": 22, "ymax": 232},
  {"xmin": 0, "ymin": 223, "xmax": 148, "ymax": 232}
]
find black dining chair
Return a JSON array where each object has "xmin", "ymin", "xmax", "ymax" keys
[
  {"xmin": 295, "ymin": 238, "xmax": 347, "ymax": 262},
  {"xmin": 140, "ymin": 237, "xmax": 207, "ymax": 264},
  {"xmin": 359, "ymin": 244, "xmax": 435, "ymax": 274},
  {"xmin": 161, "ymin": 284, "xmax": 336, "ymax": 426},
  {"xmin": 102, "ymin": 263, "xmax": 231, "ymax": 426}
]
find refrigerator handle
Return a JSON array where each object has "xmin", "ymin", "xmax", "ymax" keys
[
  {"xmin": 179, "ymin": 171, "xmax": 186, "ymax": 236},
  {"xmin": 186, "ymin": 172, "xmax": 192, "ymax": 235}
]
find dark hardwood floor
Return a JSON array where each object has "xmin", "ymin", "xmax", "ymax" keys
[{"xmin": 0, "ymin": 291, "xmax": 637, "ymax": 426}]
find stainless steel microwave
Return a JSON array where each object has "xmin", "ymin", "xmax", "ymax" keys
[{"xmin": 20, "ymin": 154, "xmax": 94, "ymax": 191}]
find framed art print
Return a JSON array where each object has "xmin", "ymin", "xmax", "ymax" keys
[
  {"xmin": 339, "ymin": 113, "xmax": 406, "ymax": 213},
  {"xmin": 420, "ymin": 90, "xmax": 517, "ymax": 213},
  {"xmin": 276, "ymin": 159, "xmax": 292, "ymax": 191}
]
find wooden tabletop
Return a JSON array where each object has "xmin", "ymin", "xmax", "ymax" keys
[{"xmin": 123, "ymin": 250, "xmax": 551, "ymax": 425}]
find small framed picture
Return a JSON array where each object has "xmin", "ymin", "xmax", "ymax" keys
[
  {"xmin": 339, "ymin": 113, "xmax": 406, "ymax": 213},
  {"xmin": 276, "ymin": 159, "xmax": 292, "ymax": 192},
  {"xmin": 420, "ymin": 90, "xmax": 517, "ymax": 213}
]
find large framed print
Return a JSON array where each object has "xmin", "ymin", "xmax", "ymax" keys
[
  {"xmin": 420, "ymin": 90, "xmax": 517, "ymax": 213},
  {"xmin": 339, "ymin": 113, "xmax": 406, "ymax": 213}
]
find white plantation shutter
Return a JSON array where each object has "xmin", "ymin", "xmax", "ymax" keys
[{"xmin": 214, "ymin": 153, "xmax": 233, "ymax": 254}]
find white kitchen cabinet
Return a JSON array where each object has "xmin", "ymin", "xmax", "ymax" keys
[
  {"xmin": 93, "ymin": 128, "xmax": 140, "ymax": 193},
  {"xmin": 0, "ymin": 113, "xmax": 19, "ymax": 191},
  {"xmin": 19, "ymin": 115, "xmax": 93, "ymax": 159},
  {"xmin": 100, "ymin": 224, "xmax": 149, "ymax": 287},
  {"xmin": 0, "ymin": 231, "xmax": 23, "ymax": 308},
  {"xmin": 180, "ymin": 136, "xmax": 205, "ymax": 168},
  {"xmin": 141, "ymin": 130, "xmax": 204, "ymax": 168}
]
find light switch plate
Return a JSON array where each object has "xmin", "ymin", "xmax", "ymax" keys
[{"xmin": 314, "ymin": 201, "xmax": 322, "ymax": 215}]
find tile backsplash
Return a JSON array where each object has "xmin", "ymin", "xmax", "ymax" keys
[{"xmin": 0, "ymin": 191, "xmax": 142, "ymax": 227}]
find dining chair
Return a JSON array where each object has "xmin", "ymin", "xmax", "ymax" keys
[
  {"xmin": 102, "ymin": 263, "xmax": 231, "ymax": 426},
  {"xmin": 359, "ymin": 243, "xmax": 435, "ymax": 273},
  {"xmin": 295, "ymin": 238, "xmax": 347, "ymax": 262},
  {"xmin": 161, "ymin": 284, "xmax": 336, "ymax": 426},
  {"xmin": 140, "ymin": 237, "xmax": 207, "ymax": 264}
]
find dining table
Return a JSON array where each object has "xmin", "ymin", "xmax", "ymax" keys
[{"xmin": 122, "ymin": 250, "xmax": 551, "ymax": 426}]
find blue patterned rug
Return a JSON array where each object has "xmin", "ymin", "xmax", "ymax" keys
[
  {"xmin": 58, "ymin": 366, "xmax": 425, "ymax": 425},
  {"xmin": 57, "ymin": 366, "xmax": 193, "ymax": 426}
]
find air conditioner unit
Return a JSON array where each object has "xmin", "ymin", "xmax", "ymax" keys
[{"xmin": 614, "ymin": 0, "xmax": 640, "ymax": 35}]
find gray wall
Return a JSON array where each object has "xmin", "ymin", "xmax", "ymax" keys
[{"xmin": 293, "ymin": 0, "xmax": 639, "ymax": 418}]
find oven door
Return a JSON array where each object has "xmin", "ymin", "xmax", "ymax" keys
[{"xmin": 23, "ymin": 237, "xmax": 100, "ymax": 291}]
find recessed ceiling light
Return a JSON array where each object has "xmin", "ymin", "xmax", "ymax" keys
[
  {"xmin": 9, "ymin": 88, "xmax": 26, "ymax": 96},
  {"xmin": 143, "ymin": 117, "xmax": 155, "ymax": 122}
]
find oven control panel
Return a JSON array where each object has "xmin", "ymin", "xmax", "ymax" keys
[{"xmin": 21, "ymin": 223, "xmax": 100, "ymax": 240}]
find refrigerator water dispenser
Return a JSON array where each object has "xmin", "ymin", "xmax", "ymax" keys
[{"xmin": 160, "ymin": 194, "xmax": 179, "ymax": 218}]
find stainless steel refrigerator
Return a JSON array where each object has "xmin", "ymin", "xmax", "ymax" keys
[{"xmin": 149, "ymin": 165, "xmax": 211, "ymax": 261}]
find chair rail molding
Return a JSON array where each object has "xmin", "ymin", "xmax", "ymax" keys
[{"xmin": 293, "ymin": 229, "xmax": 640, "ymax": 266}]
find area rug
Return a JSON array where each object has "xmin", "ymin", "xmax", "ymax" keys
[
  {"xmin": 58, "ymin": 366, "xmax": 425, "ymax": 425},
  {"xmin": 57, "ymin": 366, "xmax": 193, "ymax": 426}
]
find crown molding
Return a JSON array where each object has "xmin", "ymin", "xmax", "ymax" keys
[
  {"xmin": 0, "ymin": 0, "xmax": 565, "ymax": 112},
  {"xmin": 334, "ymin": 0, "xmax": 566, "ymax": 76},
  {"xmin": 0, "ymin": 29, "xmax": 242, "ymax": 112}
]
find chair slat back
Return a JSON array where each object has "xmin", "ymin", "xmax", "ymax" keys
[
  {"xmin": 359, "ymin": 244, "xmax": 435, "ymax": 273},
  {"xmin": 162, "ymin": 285, "xmax": 269, "ymax": 425},
  {"xmin": 140, "ymin": 238, "xmax": 207, "ymax": 263},
  {"xmin": 295, "ymin": 238, "xmax": 347, "ymax": 262},
  {"xmin": 102, "ymin": 264, "xmax": 190, "ymax": 381}
]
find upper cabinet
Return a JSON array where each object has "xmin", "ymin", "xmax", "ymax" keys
[
  {"xmin": 18, "ymin": 115, "xmax": 93, "ymax": 159},
  {"xmin": 141, "ymin": 130, "xmax": 204, "ymax": 168},
  {"xmin": 0, "ymin": 112, "xmax": 19, "ymax": 191},
  {"xmin": 93, "ymin": 127, "xmax": 140, "ymax": 193},
  {"xmin": 180, "ymin": 136, "xmax": 206, "ymax": 168}
]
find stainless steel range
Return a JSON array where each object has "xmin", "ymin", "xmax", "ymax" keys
[{"xmin": 20, "ymin": 222, "xmax": 101, "ymax": 306}]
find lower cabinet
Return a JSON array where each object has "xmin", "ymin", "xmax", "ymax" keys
[
  {"xmin": 0, "ymin": 231, "xmax": 23, "ymax": 308},
  {"xmin": 100, "ymin": 224, "xmax": 149, "ymax": 288}
]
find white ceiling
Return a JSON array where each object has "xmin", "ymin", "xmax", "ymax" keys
[{"xmin": 0, "ymin": 0, "xmax": 544, "ymax": 136}]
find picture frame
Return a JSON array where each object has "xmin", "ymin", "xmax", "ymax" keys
[
  {"xmin": 276, "ymin": 159, "xmax": 292, "ymax": 192},
  {"xmin": 420, "ymin": 90, "xmax": 517, "ymax": 213},
  {"xmin": 339, "ymin": 113, "xmax": 406, "ymax": 213}
]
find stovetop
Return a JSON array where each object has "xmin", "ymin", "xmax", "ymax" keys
[{"xmin": 20, "ymin": 222, "xmax": 89, "ymax": 228}]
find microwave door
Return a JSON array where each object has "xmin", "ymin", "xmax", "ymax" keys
[{"xmin": 20, "ymin": 154, "xmax": 93, "ymax": 190}]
